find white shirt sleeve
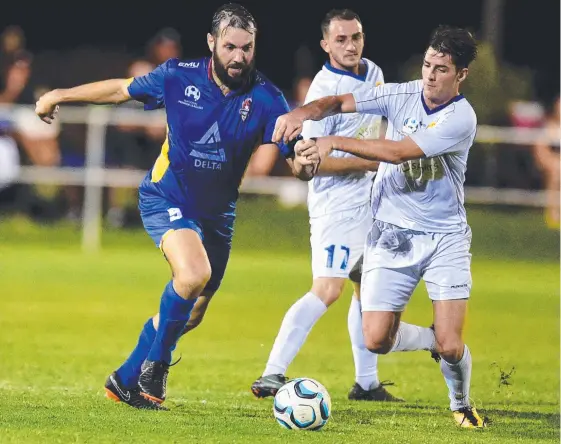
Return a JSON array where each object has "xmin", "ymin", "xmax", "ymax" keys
[
  {"xmin": 302, "ymin": 84, "xmax": 335, "ymax": 137},
  {"xmin": 410, "ymin": 107, "xmax": 477, "ymax": 157},
  {"xmin": 352, "ymin": 82, "xmax": 394, "ymax": 117}
]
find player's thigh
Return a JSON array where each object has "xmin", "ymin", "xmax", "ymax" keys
[
  {"xmin": 200, "ymin": 224, "xmax": 233, "ymax": 294},
  {"xmin": 311, "ymin": 277, "xmax": 347, "ymax": 306},
  {"xmin": 360, "ymin": 220, "xmax": 423, "ymax": 313},
  {"xmin": 423, "ymin": 226, "xmax": 472, "ymax": 304},
  {"xmin": 140, "ymin": 201, "xmax": 211, "ymax": 289},
  {"xmin": 310, "ymin": 204, "xmax": 371, "ymax": 280}
]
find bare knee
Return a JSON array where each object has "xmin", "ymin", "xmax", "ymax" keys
[
  {"xmin": 436, "ymin": 336, "xmax": 465, "ymax": 362},
  {"xmin": 364, "ymin": 334, "xmax": 394, "ymax": 355},
  {"xmin": 362, "ymin": 311, "xmax": 401, "ymax": 354},
  {"xmin": 173, "ymin": 262, "xmax": 211, "ymax": 298},
  {"xmin": 311, "ymin": 278, "xmax": 346, "ymax": 306}
]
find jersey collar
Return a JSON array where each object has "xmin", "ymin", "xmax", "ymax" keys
[
  {"xmin": 421, "ymin": 92, "xmax": 465, "ymax": 115},
  {"xmin": 324, "ymin": 59, "xmax": 368, "ymax": 81}
]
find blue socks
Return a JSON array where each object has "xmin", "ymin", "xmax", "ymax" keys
[
  {"xmin": 147, "ymin": 281, "xmax": 196, "ymax": 364},
  {"xmin": 116, "ymin": 318, "xmax": 157, "ymax": 389}
]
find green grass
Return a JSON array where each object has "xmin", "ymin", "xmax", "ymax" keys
[{"xmin": 0, "ymin": 199, "xmax": 559, "ymax": 442}]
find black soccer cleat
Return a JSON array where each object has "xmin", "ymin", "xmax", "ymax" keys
[
  {"xmin": 251, "ymin": 374, "xmax": 289, "ymax": 398},
  {"xmin": 138, "ymin": 360, "xmax": 171, "ymax": 404},
  {"xmin": 104, "ymin": 372, "xmax": 167, "ymax": 410},
  {"xmin": 348, "ymin": 381, "xmax": 405, "ymax": 402}
]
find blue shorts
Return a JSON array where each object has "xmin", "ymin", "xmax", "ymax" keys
[{"xmin": 139, "ymin": 191, "xmax": 233, "ymax": 294}]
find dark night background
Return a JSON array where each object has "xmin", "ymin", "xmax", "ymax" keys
[{"xmin": 1, "ymin": 0, "xmax": 559, "ymax": 101}]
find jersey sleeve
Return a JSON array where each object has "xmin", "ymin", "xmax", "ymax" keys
[
  {"xmin": 410, "ymin": 108, "xmax": 477, "ymax": 157},
  {"xmin": 301, "ymin": 84, "xmax": 335, "ymax": 138},
  {"xmin": 263, "ymin": 92, "xmax": 294, "ymax": 158},
  {"xmin": 127, "ymin": 59, "xmax": 173, "ymax": 110},
  {"xmin": 352, "ymin": 82, "xmax": 393, "ymax": 117}
]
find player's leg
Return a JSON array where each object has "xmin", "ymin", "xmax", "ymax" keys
[
  {"xmin": 360, "ymin": 222, "xmax": 436, "ymax": 355},
  {"xmin": 252, "ymin": 207, "xmax": 366, "ymax": 398},
  {"xmin": 252, "ymin": 276, "xmax": 345, "ymax": 397},
  {"xmin": 424, "ymin": 227, "xmax": 486, "ymax": 428},
  {"xmin": 138, "ymin": 227, "xmax": 211, "ymax": 403},
  {"xmin": 139, "ymin": 224, "xmax": 231, "ymax": 403},
  {"xmin": 347, "ymin": 280, "xmax": 402, "ymax": 402}
]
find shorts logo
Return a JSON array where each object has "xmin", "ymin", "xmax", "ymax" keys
[
  {"xmin": 167, "ymin": 208, "xmax": 183, "ymax": 222},
  {"xmin": 239, "ymin": 98, "xmax": 252, "ymax": 121}
]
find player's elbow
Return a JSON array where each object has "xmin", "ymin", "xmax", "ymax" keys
[{"xmin": 384, "ymin": 149, "xmax": 407, "ymax": 165}]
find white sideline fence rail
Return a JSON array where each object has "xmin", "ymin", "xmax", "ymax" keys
[{"xmin": 1, "ymin": 105, "xmax": 557, "ymax": 252}]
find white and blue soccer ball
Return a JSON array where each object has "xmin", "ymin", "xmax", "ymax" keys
[{"xmin": 273, "ymin": 378, "xmax": 331, "ymax": 431}]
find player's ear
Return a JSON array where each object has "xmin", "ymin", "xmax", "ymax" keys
[
  {"xmin": 456, "ymin": 67, "xmax": 468, "ymax": 84},
  {"xmin": 207, "ymin": 33, "xmax": 215, "ymax": 53},
  {"xmin": 320, "ymin": 39, "xmax": 329, "ymax": 55}
]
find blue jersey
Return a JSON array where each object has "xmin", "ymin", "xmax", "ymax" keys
[{"xmin": 128, "ymin": 57, "xmax": 293, "ymax": 221}]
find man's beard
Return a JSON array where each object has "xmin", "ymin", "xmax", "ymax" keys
[{"xmin": 212, "ymin": 50, "xmax": 255, "ymax": 90}]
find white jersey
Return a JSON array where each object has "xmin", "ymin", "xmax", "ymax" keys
[
  {"xmin": 352, "ymin": 80, "xmax": 477, "ymax": 233},
  {"xmin": 303, "ymin": 59, "xmax": 384, "ymax": 217}
]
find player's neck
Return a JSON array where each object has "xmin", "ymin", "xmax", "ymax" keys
[
  {"xmin": 329, "ymin": 58, "xmax": 362, "ymax": 76},
  {"xmin": 211, "ymin": 65, "xmax": 231, "ymax": 96}
]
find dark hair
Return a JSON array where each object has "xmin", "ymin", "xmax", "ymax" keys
[
  {"xmin": 428, "ymin": 25, "xmax": 478, "ymax": 69},
  {"xmin": 321, "ymin": 9, "xmax": 362, "ymax": 36},
  {"xmin": 211, "ymin": 3, "xmax": 257, "ymax": 38}
]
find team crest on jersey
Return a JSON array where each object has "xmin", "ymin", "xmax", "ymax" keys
[
  {"xmin": 402, "ymin": 117, "xmax": 421, "ymax": 134},
  {"xmin": 239, "ymin": 98, "xmax": 252, "ymax": 121}
]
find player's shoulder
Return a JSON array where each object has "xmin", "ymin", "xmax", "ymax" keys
[
  {"xmin": 451, "ymin": 95, "xmax": 477, "ymax": 127},
  {"xmin": 162, "ymin": 57, "xmax": 209, "ymax": 78},
  {"xmin": 362, "ymin": 58, "xmax": 384, "ymax": 78},
  {"xmin": 305, "ymin": 67, "xmax": 341, "ymax": 100},
  {"xmin": 253, "ymin": 70, "xmax": 285, "ymax": 100}
]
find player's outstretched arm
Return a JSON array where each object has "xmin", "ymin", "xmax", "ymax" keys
[
  {"xmin": 272, "ymin": 93, "xmax": 356, "ymax": 144},
  {"xmin": 35, "ymin": 79, "xmax": 132, "ymax": 124},
  {"xmin": 301, "ymin": 136, "xmax": 425, "ymax": 165}
]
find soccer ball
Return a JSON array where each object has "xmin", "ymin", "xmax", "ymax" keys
[{"xmin": 273, "ymin": 378, "xmax": 331, "ymax": 431}]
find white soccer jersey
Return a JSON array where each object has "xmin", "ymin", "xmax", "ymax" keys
[
  {"xmin": 352, "ymin": 80, "xmax": 477, "ymax": 233},
  {"xmin": 303, "ymin": 59, "xmax": 384, "ymax": 217}
]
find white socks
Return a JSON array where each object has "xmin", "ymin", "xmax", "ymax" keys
[
  {"xmin": 391, "ymin": 322, "xmax": 436, "ymax": 352},
  {"xmin": 440, "ymin": 345, "xmax": 472, "ymax": 410},
  {"xmin": 348, "ymin": 297, "xmax": 379, "ymax": 390},
  {"xmin": 263, "ymin": 292, "xmax": 327, "ymax": 376}
]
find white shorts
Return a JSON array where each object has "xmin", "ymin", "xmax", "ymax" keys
[
  {"xmin": 310, "ymin": 204, "xmax": 372, "ymax": 279},
  {"xmin": 361, "ymin": 220, "xmax": 472, "ymax": 312}
]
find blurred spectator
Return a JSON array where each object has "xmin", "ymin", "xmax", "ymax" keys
[
  {"xmin": 105, "ymin": 58, "xmax": 165, "ymax": 227},
  {"xmin": 0, "ymin": 25, "xmax": 26, "ymax": 87},
  {"xmin": 146, "ymin": 28, "xmax": 182, "ymax": 66},
  {"xmin": 0, "ymin": 110, "xmax": 20, "ymax": 210},
  {"xmin": 532, "ymin": 95, "xmax": 560, "ymax": 229}
]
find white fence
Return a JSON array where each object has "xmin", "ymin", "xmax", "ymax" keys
[{"xmin": 2, "ymin": 104, "xmax": 558, "ymax": 252}]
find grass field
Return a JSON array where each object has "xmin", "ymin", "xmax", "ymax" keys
[{"xmin": 0, "ymin": 199, "xmax": 559, "ymax": 443}]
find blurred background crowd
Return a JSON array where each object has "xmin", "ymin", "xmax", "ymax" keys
[{"xmin": 0, "ymin": 0, "xmax": 558, "ymax": 230}]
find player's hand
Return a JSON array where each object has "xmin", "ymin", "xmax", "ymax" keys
[
  {"xmin": 314, "ymin": 136, "xmax": 335, "ymax": 161},
  {"xmin": 35, "ymin": 90, "xmax": 61, "ymax": 124},
  {"xmin": 273, "ymin": 110, "xmax": 306, "ymax": 144},
  {"xmin": 294, "ymin": 139, "xmax": 320, "ymax": 165}
]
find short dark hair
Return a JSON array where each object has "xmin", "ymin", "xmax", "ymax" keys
[
  {"xmin": 211, "ymin": 3, "xmax": 257, "ymax": 38},
  {"xmin": 428, "ymin": 25, "xmax": 478, "ymax": 69},
  {"xmin": 321, "ymin": 9, "xmax": 362, "ymax": 36}
]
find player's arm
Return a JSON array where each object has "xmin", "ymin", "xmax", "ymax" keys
[
  {"xmin": 320, "ymin": 136, "xmax": 424, "ymax": 164},
  {"xmin": 36, "ymin": 60, "xmax": 170, "ymax": 124},
  {"xmin": 35, "ymin": 79, "xmax": 132, "ymax": 124},
  {"xmin": 315, "ymin": 156, "xmax": 379, "ymax": 175}
]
